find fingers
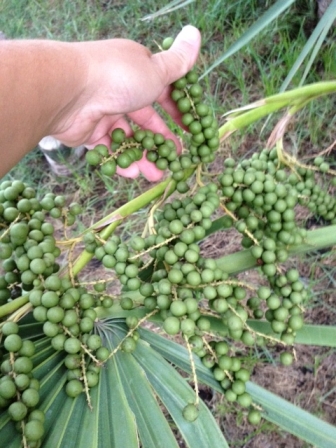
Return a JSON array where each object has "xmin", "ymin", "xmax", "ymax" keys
[
  {"xmin": 128, "ymin": 105, "xmax": 182, "ymax": 153},
  {"xmin": 136, "ymin": 154, "xmax": 164, "ymax": 182},
  {"xmin": 116, "ymin": 163, "xmax": 140, "ymax": 179},
  {"xmin": 84, "ymin": 116, "xmax": 132, "ymax": 149},
  {"xmin": 83, "ymin": 115, "xmax": 120, "ymax": 148},
  {"xmin": 128, "ymin": 106, "xmax": 183, "ymax": 180},
  {"xmin": 152, "ymin": 25, "xmax": 201, "ymax": 86}
]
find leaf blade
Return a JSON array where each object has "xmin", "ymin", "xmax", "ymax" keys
[
  {"xmin": 134, "ymin": 339, "xmax": 229, "ymax": 448},
  {"xmin": 115, "ymin": 349, "xmax": 179, "ymax": 448},
  {"xmin": 247, "ymin": 382, "xmax": 336, "ymax": 448},
  {"xmin": 280, "ymin": 0, "xmax": 336, "ymax": 91},
  {"xmin": 140, "ymin": 328, "xmax": 336, "ymax": 447},
  {"xmin": 247, "ymin": 321, "xmax": 336, "ymax": 347},
  {"xmin": 201, "ymin": 0, "xmax": 296, "ymax": 79},
  {"xmin": 99, "ymin": 354, "xmax": 139, "ymax": 448}
]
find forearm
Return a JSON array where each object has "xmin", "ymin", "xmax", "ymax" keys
[{"xmin": 0, "ymin": 40, "xmax": 88, "ymax": 176}]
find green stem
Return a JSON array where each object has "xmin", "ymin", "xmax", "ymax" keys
[
  {"xmin": 247, "ymin": 321, "xmax": 336, "ymax": 347},
  {"xmin": 256, "ymin": 81, "xmax": 336, "ymax": 104},
  {"xmin": 87, "ymin": 177, "xmax": 172, "ymax": 232},
  {"xmin": 219, "ymin": 81, "xmax": 336, "ymax": 139},
  {"xmin": 219, "ymin": 100, "xmax": 289, "ymax": 138},
  {"xmin": 0, "ymin": 295, "xmax": 29, "ymax": 319},
  {"xmin": 216, "ymin": 225, "xmax": 336, "ymax": 275}
]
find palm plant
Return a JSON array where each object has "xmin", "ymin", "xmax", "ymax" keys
[{"xmin": 1, "ymin": 1, "xmax": 336, "ymax": 447}]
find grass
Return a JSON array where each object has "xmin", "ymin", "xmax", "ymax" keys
[{"xmin": 1, "ymin": 0, "xmax": 336, "ymax": 446}]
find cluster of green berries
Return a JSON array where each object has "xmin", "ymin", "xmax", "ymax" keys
[
  {"xmin": 0, "ymin": 180, "xmax": 110, "ymax": 441},
  {"xmin": 220, "ymin": 150, "xmax": 336, "ymax": 252},
  {"xmin": 84, "ymin": 182, "xmax": 261, "ymax": 418},
  {"xmin": 313, "ymin": 155, "xmax": 331, "ymax": 174},
  {"xmin": 0, "ymin": 180, "xmax": 82, "ymax": 305},
  {"xmin": 215, "ymin": 149, "xmax": 336, "ymax": 356},
  {"xmin": 85, "ymin": 37, "xmax": 219, "ymax": 181},
  {"xmin": 0, "ymin": 182, "xmax": 59, "ymax": 302},
  {"xmin": 81, "ymin": 170, "xmax": 311, "ymax": 423},
  {"xmin": 218, "ymin": 149, "xmax": 336, "ymax": 287},
  {"xmin": 84, "ymin": 182, "xmax": 221, "ymax": 303},
  {"xmin": 296, "ymin": 156, "xmax": 336, "ymax": 223},
  {"xmin": 0, "ymin": 322, "xmax": 44, "ymax": 447},
  {"xmin": 37, "ymin": 193, "xmax": 82, "ymax": 225},
  {"xmin": 85, "ymin": 233, "xmax": 142, "ymax": 293},
  {"xmin": 188, "ymin": 333, "xmax": 259, "ymax": 421},
  {"xmin": 218, "ymin": 149, "xmax": 311, "ymax": 354},
  {"xmin": 267, "ymin": 269, "xmax": 305, "ymax": 360},
  {"xmin": 29, "ymin": 279, "xmax": 110, "ymax": 398},
  {"xmin": 86, "ymin": 127, "xmax": 181, "ymax": 176},
  {"xmin": 220, "ymin": 149, "xmax": 304, "ymax": 249},
  {"xmin": 162, "ymin": 37, "xmax": 220, "ymax": 165}
]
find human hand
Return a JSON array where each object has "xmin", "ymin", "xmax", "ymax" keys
[{"xmin": 51, "ymin": 25, "xmax": 201, "ymax": 181}]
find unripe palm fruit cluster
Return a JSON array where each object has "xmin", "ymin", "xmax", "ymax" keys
[
  {"xmin": 0, "ymin": 322, "xmax": 45, "ymax": 447},
  {"xmin": 86, "ymin": 37, "xmax": 219, "ymax": 180}
]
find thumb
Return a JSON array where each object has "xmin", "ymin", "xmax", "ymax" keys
[{"xmin": 152, "ymin": 25, "xmax": 201, "ymax": 86}]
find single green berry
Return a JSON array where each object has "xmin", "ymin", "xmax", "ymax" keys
[
  {"xmin": 4, "ymin": 334, "xmax": 23, "ymax": 352},
  {"xmin": 22, "ymin": 388, "xmax": 40, "ymax": 408},
  {"xmin": 116, "ymin": 153, "xmax": 132, "ymax": 169},
  {"xmin": 121, "ymin": 337, "xmax": 137, "ymax": 353},
  {"xmin": 87, "ymin": 334, "xmax": 102, "ymax": 351},
  {"xmin": 111, "ymin": 128, "xmax": 126, "ymax": 143},
  {"xmin": 2, "ymin": 321, "xmax": 19, "ymax": 335},
  {"xmin": 280, "ymin": 352, "xmax": 293, "ymax": 366},
  {"xmin": 14, "ymin": 356, "xmax": 33, "ymax": 374},
  {"xmin": 0, "ymin": 380, "xmax": 17, "ymax": 399},
  {"xmin": 28, "ymin": 409, "xmax": 46, "ymax": 423},
  {"xmin": 248, "ymin": 409, "xmax": 262, "ymax": 425},
  {"xmin": 86, "ymin": 371, "xmax": 99, "ymax": 388},
  {"xmin": 15, "ymin": 374, "xmax": 31, "ymax": 391},
  {"xmin": 182, "ymin": 403, "xmax": 199, "ymax": 422},
  {"xmin": 96, "ymin": 347, "xmax": 110, "ymax": 362},
  {"xmin": 64, "ymin": 337, "xmax": 82, "ymax": 354},
  {"xmin": 163, "ymin": 316, "xmax": 180, "ymax": 335},
  {"xmin": 86, "ymin": 150, "xmax": 102, "ymax": 166},
  {"xmin": 162, "ymin": 37, "xmax": 174, "ymax": 50},
  {"xmin": 101, "ymin": 160, "xmax": 117, "ymax": 176},
  {"xmin": 24, "ymin": 419, "xmax": 44, "ymax": 442},
  {"xmin": 8, "ymin": 401, "xmax": 28, "ymax": 421},
  {"xmin": 65, "ymin": 379, "xmax": 83, "ymax": 398},
  {"xmin": 19, "ymin": 340, "xmax": 35, "ymax": 357}
]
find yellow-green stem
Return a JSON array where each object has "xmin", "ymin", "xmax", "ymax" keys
[
  {"xmin": 219, "ymin": 100, "xmax": 290, "ymax": 138},
  {"xmin": 219, "ymin": 81, "xmax": 336, "ymax": 139},
  {"xmin": 254, "ymin": 81, "xmax": 336, "ymax": 104},
  {"xmin": 0, "ymin": 295, "xmax": 29, "ymax": 319},
  {"xmin": 216, "ymin": 225, "xmax": 336, "ymax": 275}
]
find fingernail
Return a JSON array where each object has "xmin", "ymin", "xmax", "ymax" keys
[{"xmin": 180, "ymin": 25, "xmax": 200, "ymax": 42}]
